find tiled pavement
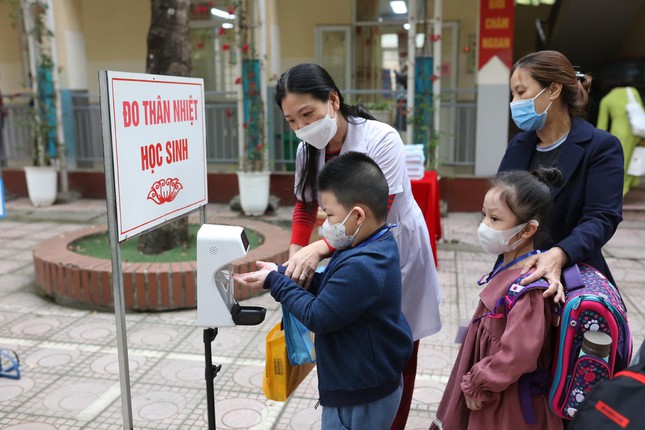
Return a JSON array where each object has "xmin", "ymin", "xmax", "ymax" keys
[{"xmin": 1, "ymin": 198, "xmax": 644, "ymax": 429}]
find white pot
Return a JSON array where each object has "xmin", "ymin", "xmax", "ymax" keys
[
  {"xmin": 24, "ymin": 166, "xmax": 58, "ymax": 207},
  {"xmin": 236, "ymin": 171, "xmax": 270, "ymax": 216}
]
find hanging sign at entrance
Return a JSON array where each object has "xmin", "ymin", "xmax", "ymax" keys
[
  {"xmin": 479, "ymin": 0, "xmax": 514, "ymax": 70},
  {"xmin": 105, "ymin": 71, "xmax": 207, "ymax": 241}
]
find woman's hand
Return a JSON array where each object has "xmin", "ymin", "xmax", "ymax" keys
[
  {"xmin": 284, "ymin": 240, "xmax": 331, "ymax": 288},
  {"xmin": 464, "ymin": 394, "xmax": 483, "ymax": 411},
  {"xmin": 519, "ymin": 247, "xmax": 568, "ymax": 303},
  {"xmin": 232, "ymin": 261, "xmax": 278, "ymax": 290}
]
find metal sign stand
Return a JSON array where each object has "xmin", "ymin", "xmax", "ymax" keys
[
  {"xmin": 98, "ymin": 70, "xmax": 134, "ymax": 430},
  {"xmin": 98, "ymin": 70, "xmax": 209, "ymax": 429}
]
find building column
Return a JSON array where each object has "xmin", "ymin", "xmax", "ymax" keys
[{"xmin": 474, "ymin": 0, "xmax": 514, "ymax": 176}]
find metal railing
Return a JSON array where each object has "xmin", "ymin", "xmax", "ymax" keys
[
  {"xmin": 1, "ymin": 95, "xmax": 34, "ymax": 164},
  {"xmin": 1, "ymin": 88, "xmax": 476, "ymax": 170},
  {"xmin": 438, "ymin": 89, "xmax": 477, "ymax": 166}
]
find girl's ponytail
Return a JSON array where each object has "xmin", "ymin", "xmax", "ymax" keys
[{"xmin": 532, "ymin": 166, "xmax": 565, "ymax": 188}]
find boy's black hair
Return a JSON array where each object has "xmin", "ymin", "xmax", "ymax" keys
[{"xmin": 317, "ymin": 151, "xmax": 389, "ymax": 221}]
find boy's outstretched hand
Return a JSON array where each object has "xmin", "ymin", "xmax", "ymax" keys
[{"xmin": 232, "ymin": 261, "xmax": 278, "ymax": 290}]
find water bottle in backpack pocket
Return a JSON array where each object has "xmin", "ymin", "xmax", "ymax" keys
[
  {"xmin": 568, "ymin": 339, "xmax": 645, "ymax": 429},
  {"xmin": 560, "ymin": 331, "xmax": 612, "ymax": 418}
]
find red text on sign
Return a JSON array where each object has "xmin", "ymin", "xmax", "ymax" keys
[
  {"xmin": 173, "ymin": 96, "xmax": 199, "ymax": 124},
  {"xmin": 166, "ymin": 138, "xmax": 188, "ymax": 164},
  {"xmin": 141, "ymin": 143, "xmax": 163, "ymax": 172},
  {"xmin": 142, "ymin": 96, "xmax": 171, "ymax": 125},
  {"xmin": 122, "ymin": 101, "xmax": 140, "ymax": 127},
  {"xmin": 140, "ymin": 138, "xmax": 189, "ymax": 173},
  {"xmin": 122, "ymin": 97, "xmax": 199, "ymax": 127}
]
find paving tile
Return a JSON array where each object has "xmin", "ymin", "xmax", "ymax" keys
[
  {"xmin": 0, "ymin": 260, "xmax": 31, "ymax": 275},
  {"xmin": 8, "ymin": 314, "xmax": 81, "ymax": 341},
  {"xmin": 85, "ymin": 351, "xmax": 150, "ymax": 380},
  {"xmin": 0, "ymin": 273, "xmax": 34, "ymax": 294},
  {"xmin": 0, "ymin": 413, "xmax": 84, "ymax": 429},
  {"xmin": 125, "ymin": 322, "xmax": 193, "ymax": 352}
]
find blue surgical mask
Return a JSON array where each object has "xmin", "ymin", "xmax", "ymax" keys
[{"xmin": 510, "ymin": 87, "xmax": 553, "ymax": 131}]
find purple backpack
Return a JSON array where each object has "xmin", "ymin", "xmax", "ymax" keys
[{"xmin": 501, "ymin": 263, "xmax": 632, "ymax": 422}]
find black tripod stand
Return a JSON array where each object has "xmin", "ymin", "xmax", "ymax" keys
[
  {"xmin": 204, "ymin": 328, "xmax": 221, "ymax": 430},
  {"xmin": 202, "ymin": 304, "xmax": 266, "ymax": 429}
]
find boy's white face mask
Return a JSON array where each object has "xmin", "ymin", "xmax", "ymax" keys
[
  {"xmin": 321, "ymin": 210, "xmax": 361, "ymax": 250},
  {"xmin": 477, "ymin": 220, "xmax": 538, "ymax": 255}
]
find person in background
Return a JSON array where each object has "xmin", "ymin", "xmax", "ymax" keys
[
  {"xmin": 597, "ymin": 86, "xmax": 645, "ymax": 196},
  {"xmin": 274, "ymin": 63, "xmax": 441, "ymax": 430},
  {"xmin": 431, "ymin": 167, "xmax": 565, "ymax": 430},
  {"xmin": 234, "ymin": 152, "xmax": 413, "ymax": 430},
  {"xmin": 499, "ymin": 50, "xmax": 624, "ymax": 300}
]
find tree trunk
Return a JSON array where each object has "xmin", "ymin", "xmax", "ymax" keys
[{"xmin": 138, "ymin": 0, "xmax": 191, "ymax": 255}]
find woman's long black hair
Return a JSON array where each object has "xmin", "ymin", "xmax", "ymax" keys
[{"xmin": 275, "ymin": 63, "xmax": 375, "ymax": 207}]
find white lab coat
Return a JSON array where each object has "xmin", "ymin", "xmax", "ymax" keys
[{"xmin": 294, "ymin": 117, "xmax": 442, "ymax": 340}]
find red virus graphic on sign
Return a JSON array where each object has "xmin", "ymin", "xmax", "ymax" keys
[{"xmin": 147, "ymin": 178, "xmax": 183, "ymax": 205}]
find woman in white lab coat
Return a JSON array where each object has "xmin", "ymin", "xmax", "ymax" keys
[{"xmin": 275, "ymin": 63, "xmax": 441, "ymax": 430}]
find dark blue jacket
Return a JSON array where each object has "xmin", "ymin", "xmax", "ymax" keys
[
  {"xmin": 264, "ymin": 229, "xmax": 413, "ymax": 407},
  {"xmin": 498, "ymin": 117, "xmax": 624, "ymax": 284}
]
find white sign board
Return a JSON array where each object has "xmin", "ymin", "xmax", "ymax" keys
[{"xmin": 106, "ymin": 71, "xmax": 207, "ymax": 241}]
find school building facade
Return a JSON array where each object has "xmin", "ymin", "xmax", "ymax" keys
[{"xmin": 1, "ymin": 0, "xmax": 644, "ymax": 210}]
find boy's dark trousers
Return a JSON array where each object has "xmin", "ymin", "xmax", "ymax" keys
[{"xmin": 390, "ymin": 340, "xmax": 419, "ymax": 430}]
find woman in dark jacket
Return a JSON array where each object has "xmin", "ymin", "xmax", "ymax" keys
[{"xmin": 499, "ymin": 50, "xmax": 624, "ymax": 300}]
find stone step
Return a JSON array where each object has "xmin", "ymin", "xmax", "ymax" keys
[
  {"xmin": 623, "ymin": 184, "xmax": 645, "ymax": 222},
  {"xmin": 623, "ymin": 205, "xmax": 645, "ymax": 222}
]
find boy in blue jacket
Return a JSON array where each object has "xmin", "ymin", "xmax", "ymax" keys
[{"xmin": 233, "ymin": 151, "xmax": 413, "ymax": 430}]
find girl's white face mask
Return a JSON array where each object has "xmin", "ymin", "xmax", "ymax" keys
[
  {"xmin": 477, "ymin": 220, "xmax": 538, "ymax": 255},
  {"xmin": 294, "ymin": 101, "xmax": 338, "ymax": 150},
  {"xmin": 321, "ymin": 210, "xmax": 361, "ymax": 250}
]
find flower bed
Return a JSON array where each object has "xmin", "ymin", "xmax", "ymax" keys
[{"xmin": 33, "ymin": 219, "xmax": 290, "ymax": 311}]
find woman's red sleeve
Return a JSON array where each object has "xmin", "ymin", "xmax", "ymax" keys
[{"xmin": 291, "ymin": 200, "xmax": 318, "ymax": 246}]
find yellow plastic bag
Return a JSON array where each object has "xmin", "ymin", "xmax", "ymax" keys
[{"xmin": 262, "ymin": 322, "xmax": 315, "ymax": 401}]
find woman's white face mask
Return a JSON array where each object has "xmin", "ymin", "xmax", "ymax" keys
[
  {"xmin": 477, "ymin": 220, "xmax": 538, "ymax": 255},
  {"xmin": 294, "ymin": 101, "xmax": 338, "ymax": 149}
]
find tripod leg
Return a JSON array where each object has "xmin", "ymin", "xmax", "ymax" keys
[{"xmin": 204, "ymin": 328, "xmax": 219, "ymax": 430}]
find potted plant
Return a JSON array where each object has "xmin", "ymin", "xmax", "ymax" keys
[
  {"xmin": 364, "ymin": 100, "xmax": 394, "ymax": 125},
  {"xmin": 20, "ymin": 0, "xmax": 61, "ymax": 207},
  {"xmin": 231, "ymin": 0, "xmax": 270, "ymax": 216}
]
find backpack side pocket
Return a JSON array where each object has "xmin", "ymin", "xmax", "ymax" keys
[{"xmin": 560, "ymin": 355, "xmax": 610, "ymax": 419}]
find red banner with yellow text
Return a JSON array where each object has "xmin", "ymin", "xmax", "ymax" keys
[{"xmin": 479, "ymin": 0, "xmax": 514, "ymax": 70}]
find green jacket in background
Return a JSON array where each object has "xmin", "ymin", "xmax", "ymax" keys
[{"xmin": 597, "ymin": 86, "xmax": 644, "ymax": 196}]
